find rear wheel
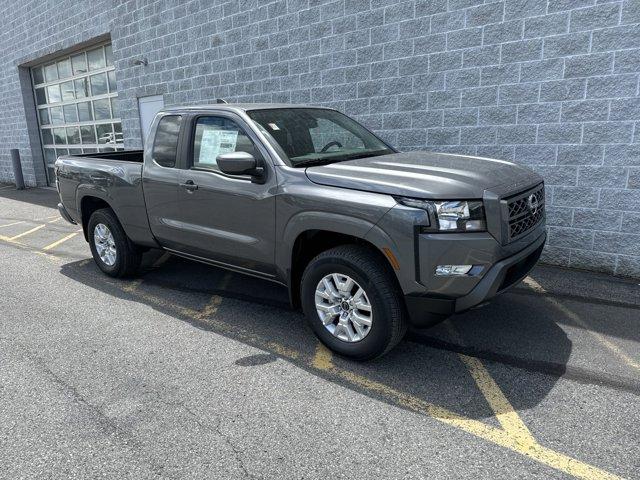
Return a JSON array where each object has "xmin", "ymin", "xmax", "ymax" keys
[
  {"xmin": 301, "ymin": 245, "xmax": 407, "ymax": 360},
  {"xmin": 88, "ymin": 208, "xmax": 142, "ymax": 278}
]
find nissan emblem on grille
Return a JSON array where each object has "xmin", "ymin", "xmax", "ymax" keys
[
  {"xmin": 505, "ymin": 184, "xmax": 545, "ymax": 241},
  {"xmin": 527, "ymin": 193, "xmax": 539, "ymax": 214}
]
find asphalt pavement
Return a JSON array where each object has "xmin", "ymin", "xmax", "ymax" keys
[{"xmin": 0, "ymin": 183, "xmax": 638, "ymax": 479}]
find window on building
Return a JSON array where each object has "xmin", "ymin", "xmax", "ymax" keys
[{"xmin": 31, "ymin": 42, "xmax": 121, "ymax": 185}]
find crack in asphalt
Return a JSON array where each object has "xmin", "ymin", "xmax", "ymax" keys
[
  {"xmin": 155, "ymin": 398, "xmax": 257, "ymax": 480},
  {"xmin": 208, "ymin": 415, "xmax": 257, "ymax": 480},
  {"xmin": 3, "ymin": 339, "xmax": 174, "ymax": 479}
]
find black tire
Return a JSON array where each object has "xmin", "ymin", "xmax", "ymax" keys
[
  {"xmin": 300, "ymin": 245, "xmax": 408, "ymax": 361},
  {"xmin": 87, "ymin": 208, "xmax": 142, "ymax": 278}
]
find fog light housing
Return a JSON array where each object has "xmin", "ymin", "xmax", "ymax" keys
[{"xmin": 435, "ymin": 264, "xmax": 473, "ymax": 276}]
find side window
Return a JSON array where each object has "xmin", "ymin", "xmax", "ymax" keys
[
  {"xmin": 192, "ymin": 116, "xmax": 258, "ymax": 170},
  {"xmin": 152, "ymin": 115, "xmax": 181, "ymax": 168}
]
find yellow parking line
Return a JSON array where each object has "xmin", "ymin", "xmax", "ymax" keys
[
  {"xmin": 34, "ymin": 214, "xmax": 59, "ymax": 221},
  {"xmin": 267, "ymin": 342, "xmax": 300, "ymax": 359},
  {"xmin": 121, "ymin": 278, "xmax": 144, "ymax": 293},
  {"xmin": 95, "ymin": 274, "xmax": 623, "ymax": 479},
  {"xmin": 8, "ymin": 224, "xmax": 46, "ymax": 240},
  {"xmin": 311, "ymin": 344, "xmax": 620, "ymax": 480},
  {"xmin": 459, "ymin": 354, "xmax": 535, "ymax": 442},
  {"xmin": 0, "ymin": 232, "xmax": 89, "ymax": 261},
  {"xmin": 446, "ymin": 322, "xmax": 534, "ymax": 443},
  {"xmin": 4, "ymin": 244, "xmax": 624, "ymax": 479},
  {"xmin": 0, "ymin": 234, "xmax": 22, "ymax": 244},
  {"xmin": 524, "ymin": 277, "xmax": 639, "ymax": 371},
  {"xmin": 312, "ymin": 342, "xmax": 333, "ymax": 370},
  {"xmin": 35, "ymin": 250, "xmax": 62, "ymax": 263},
  {"xmin": 194, "ymin": 295, "xmax": 223, "ymax": 319},
  {"xmin": 42, "ymin": 231, "xmax": 80, "ymax": 251},
  {"xmin": 7, "ymin": 217, "xmax": 63, "ymax": 241},
  {"xmin": 0, "ymin": 221, "xmax": 25, "ymax": 228}
]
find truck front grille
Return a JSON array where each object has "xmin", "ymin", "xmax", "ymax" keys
[{"xmin": 505, "ymin": 183, "xmax": 545, "ymax": 241}]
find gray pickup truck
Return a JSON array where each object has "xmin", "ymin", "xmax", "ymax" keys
[{"xmin": 55, "ymin": 104, "xmax": 546, "ymax": 359}]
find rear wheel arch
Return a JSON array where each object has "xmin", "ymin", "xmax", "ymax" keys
[
  {"xmin": 80, "ymin": 196, "xmax": 114, "ymax": 241},
  {"xmin": 87, "ymin": 208, "xmax": 142, "ymax": 278}
]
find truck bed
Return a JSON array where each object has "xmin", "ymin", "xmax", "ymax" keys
[
  {"xmin": 55, "ymin": 151, "xmax": 155, "ymax": 247},
  {"xmin": 67, "ymin": 150, "xmax": 144, "ymax": 162}
]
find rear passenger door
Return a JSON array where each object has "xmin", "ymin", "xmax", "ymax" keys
[
  {"xmin": 171, "ymin": 113, "xmax": 277, "ymax": 277},
  {"xmin": 142, "ymin": 113, "xmax": 187, "ymax": 250}
]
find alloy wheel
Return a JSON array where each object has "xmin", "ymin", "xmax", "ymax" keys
[
  {"xmin": 314, "ymin": 273, "xmax": 373, "ymax": 342},
  {"xmin": 94, "ymin": 223, "xmax": 117, "ymax": 266}
]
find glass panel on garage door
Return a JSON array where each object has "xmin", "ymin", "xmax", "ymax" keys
[{"xmin": 30, "ymin": 42, "xmax": 122, "ymax": 185}]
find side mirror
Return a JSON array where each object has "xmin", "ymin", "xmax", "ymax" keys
[{"xmin": 217, "ymin": 151, "xmax": 265, "ymax": 181}]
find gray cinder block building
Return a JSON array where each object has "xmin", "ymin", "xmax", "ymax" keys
[{"xmin": 1, "ymin": 0, "xmax": 639, "ymax": 277}]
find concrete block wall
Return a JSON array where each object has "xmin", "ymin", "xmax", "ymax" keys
[{"xmin": 1, "ymin": 0, "xmax": 639, "ymax": 277}]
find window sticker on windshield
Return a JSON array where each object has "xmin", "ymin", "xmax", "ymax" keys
[
  {"xmin": 199, "ymin": 129, "xmax": 238, "ymax": 164},
  {"xmin": 267, "ymin": 123, "xmax": 280, "ymax": 131}
]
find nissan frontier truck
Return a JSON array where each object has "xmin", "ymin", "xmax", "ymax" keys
[{"xmin": 55, "ymin": 104, "xmax": 546, "ymax": 359}]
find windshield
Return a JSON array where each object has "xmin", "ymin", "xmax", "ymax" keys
[{"xmin": 247, "ymin": 108, "xmax": 394, "ymax": 167}]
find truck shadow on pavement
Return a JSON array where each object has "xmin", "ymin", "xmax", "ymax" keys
[
  {"xmin": 0, "ymin": 186, "xmax": 60, "ymax": 209},
  {"xmin": 58, "ymin": 252, "xmax": 593, "ymax": 423}
]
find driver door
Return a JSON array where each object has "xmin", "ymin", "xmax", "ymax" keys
[{"xmin": 170, "ymin": 113, "xmax": 277, "ymax": 277}]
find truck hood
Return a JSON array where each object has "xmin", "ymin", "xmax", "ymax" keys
[{"xmin": 305, "ymin": 151, "xmax": 539, "ymax": 199}]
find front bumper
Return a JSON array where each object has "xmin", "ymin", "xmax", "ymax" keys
[{"xmin": 404, "ymin": 231, "xmax": 546, "ymax": 327}]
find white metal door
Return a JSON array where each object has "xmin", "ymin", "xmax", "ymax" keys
[{"xmin": 138, "ymin": 95, "xmax": 164, "ymax": 146}]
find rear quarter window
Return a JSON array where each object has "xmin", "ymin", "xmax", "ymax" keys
[{"xmin": 152, "ymin": 115, "xmax": 181, "ymax": 167}]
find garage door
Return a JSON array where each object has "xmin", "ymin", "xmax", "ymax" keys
[{"xmin": 31, "ymin": 42, "xmax": 122, "ymax": 185}]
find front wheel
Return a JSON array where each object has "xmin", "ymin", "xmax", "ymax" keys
[
  {"xmin": 300, "ymin": 245, "xmax": 408, "ymax": 360},
  {"xmin": 88, "ymin": 208, "xmax": 142, "ymax": 278}
]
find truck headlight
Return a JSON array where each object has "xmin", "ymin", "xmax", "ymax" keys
[{"xmin": 396, "ymin": 198, "xmax": 486, "ymax": 232}]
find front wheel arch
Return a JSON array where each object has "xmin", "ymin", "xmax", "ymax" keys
[
  {"xmin": 288, "ymin": 230, "xmax": 401, "ymax": 310},
  {"xmin": 300, "ymin": 244, "xmax": 408, "ymax": 360}
]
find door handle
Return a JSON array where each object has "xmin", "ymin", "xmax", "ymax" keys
[{"xmin": 180, "ymin": 180, "xmax": 198, "ymax": 192}]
